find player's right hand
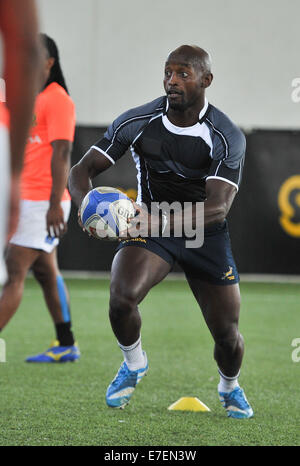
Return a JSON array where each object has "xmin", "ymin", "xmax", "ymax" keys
[
  {"xmin": 77, "ymin": 208, "xmax": 85, "ymax": 230},
  {"xmin": 77, "ymin": 208, "xmax": 91, "ymax": 236},
  {"xmin": 47, "ymin": 203, "xmax": 67, "ymax": 238}
]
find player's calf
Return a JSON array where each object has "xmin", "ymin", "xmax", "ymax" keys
[
  {"xmin": 109, "ymin": 285, "xmax": 142, "ymax": 346},
  {"xmin": 213, "ymin": 329, "xmax": 244, "ymax": 377}
]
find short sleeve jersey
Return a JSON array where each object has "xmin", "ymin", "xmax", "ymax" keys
[
  {"xmin": 21, "ymin": 82, "xmax": 76, "ymax": 201},
  {"xmin": 92, "ymin": 96, "xmax": 245, "ymax": 206}
]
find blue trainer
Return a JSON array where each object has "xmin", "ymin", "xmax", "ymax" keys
[
  {"xmin": 219, "ymin": 386, "xmax": 253, "ymax": 418},
  {"xmin": 25, "ymin": 340, "xmax": 80, "ymax": 363},
  {"xmin": 106, "ymin": 352, "xmax": 148, "ymax": 408}
]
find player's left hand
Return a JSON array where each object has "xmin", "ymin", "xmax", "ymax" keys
[
  {"xmin": 46, "ymin": 203, "xmax": 67, "ymax": 238},
  {"xmin": 119, "ymin": 200, "xmax": 160, "ymax": 239}
]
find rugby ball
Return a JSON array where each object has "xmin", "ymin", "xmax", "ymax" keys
[{"xmin": 80, "ymin": 187, "xmax": 135, "ymax": 240}]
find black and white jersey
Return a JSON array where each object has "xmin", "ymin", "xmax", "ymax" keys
[{"xmin": 92, "ymin": 96, "xmax": 246, "ymax": 206}]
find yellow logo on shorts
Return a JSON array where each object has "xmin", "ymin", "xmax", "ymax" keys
[
  {"xmin": 222, "ymin": 266, "xmax": 235, "ymax": 281},
  {"xmin": 121, "ymin": 237, "xmax": 147, "ymax": 244}
]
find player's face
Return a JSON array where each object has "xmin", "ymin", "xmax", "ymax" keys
[{"xmin": 164, "ymin": 59, "xmax": 203, "ymax": 111}]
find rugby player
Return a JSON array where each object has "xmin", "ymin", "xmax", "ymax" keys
[{"xmin": 69, "ymin": 45, "xmax": 253, "ymax": 418}]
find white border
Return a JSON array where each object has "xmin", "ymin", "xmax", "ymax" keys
[
  {"xmin": 91, "ymin": 145, "xmax": 115, "ymax": 165},
  {"xmin": 206, "ymin": 176, "xmax": 238, "ymax": 191}
]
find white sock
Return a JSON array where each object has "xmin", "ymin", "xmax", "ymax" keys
[
  {"xmin": 218, "ymin": 368, "xmax": 240, "ymax": 393},
  {"xmin": 118, "ymin": 336, "xmax": 145, "ymax": 371}
]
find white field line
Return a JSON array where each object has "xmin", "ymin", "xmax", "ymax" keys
[
  {"xmin": 22, "ymin": 293, "xmax": 299, "ymax": 303},
  {"xmin": 23, "ymin": 290, "xmax": 108, "ymax": 299},
  {"xmin": 24, "ymin": 271, "xmax": 300, "ymax": 283},
  {"xmin": 22, "ymin": 289, "xmax": 300, "ymax": 302}
]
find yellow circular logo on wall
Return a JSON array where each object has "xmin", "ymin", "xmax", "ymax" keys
[{"xmin": 278, "ymin": 175, "xmax": 300, "ymax": 237}]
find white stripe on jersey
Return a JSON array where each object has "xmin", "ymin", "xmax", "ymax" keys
[
  {"xmin": 206, "ymin": 176, "xmax": 238, "ymax": 191},
  {"xmin": 91, "ymin": 145, "xmax": 115, "ymax": 165},
  {"xmin": 131, "ymin": 112, "xmax": 164, "ymax": 146},
  {"xmin": 130, "ymin": 148, "xmax": 142, "ymax": 205},
  {"xmin": 106, "ymin": 107, "xmax": 164, "ymax": 153},
  {"xmin": 205, "ymin": 118, "xmax": 229, "ymax": 159}
]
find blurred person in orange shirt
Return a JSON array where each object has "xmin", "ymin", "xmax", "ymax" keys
[
  {"xmin": 0, "ymin": 34, "xmax": 80, "ymax": 363},
  {"xmin": 0, "ymin": 0, "xmax": 40, "ymax": 283}
]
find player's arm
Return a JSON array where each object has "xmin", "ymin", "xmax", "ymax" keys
[
  {"xmin": 68, "ymin": 148, "xmax": 112, "ymax": 207},
  {"xmin": 169, "ymin": 177, "xmax": 238, "ymax": 233},
  {"xmin": 47, "ymin": 140, "xmax": 73, "ymax": 238},
  {"xmin": 166, "ymin": 179, "xmax": 237, "ymax": 231},
  {"xmin": 69, "ymin": 102, "xmax": 161, "ymax": 227},
  {"xmin": 128, "ymin": 179, "xmax": 236, "ymax": 237},
  {"xmin": 174, "ymin": 178, "xmax": 237, "ymax": 231},
  {"xmin": 69, "ymin": 101, "xmax": 160, "ymax": 207},
  {"xmin": 203, "ymin": 178, "xmax": 237, "ymax": 225}
]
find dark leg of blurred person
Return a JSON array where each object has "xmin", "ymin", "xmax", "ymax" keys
[
  {"xmin": 0, "ymin": 245, "xmax": 40, "ymax": 328},
  {"xmin": 32, "ymin": 248, "xmax": 75, "ymax": 348},
  {"xmin": 0, "ymin": 242, "xmax": 79, "ymax": 362}
]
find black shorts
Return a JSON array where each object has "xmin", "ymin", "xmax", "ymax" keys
[{"xmin": 116, "ymin": 220, "xmax": 239, "ymax": 285}]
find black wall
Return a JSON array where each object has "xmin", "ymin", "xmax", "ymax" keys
[{"xmin": 58, "ymin": 127, "xmax": 300, "ymax": 274}]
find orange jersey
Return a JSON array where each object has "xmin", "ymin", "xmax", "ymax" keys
[{"xmin": 21, "ymin": 82, "xmax": 75, "ymax": 201}]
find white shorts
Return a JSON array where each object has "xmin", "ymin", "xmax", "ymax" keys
[
  {"xmin": 10, "ymin": 200, "xmax": 71, "ymax": 253},
  {"xmin": 0, "ymin": 125, "xmax": 10, "ymax": 284}
]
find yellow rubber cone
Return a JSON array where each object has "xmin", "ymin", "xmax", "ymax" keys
[{"xmin": 168, "ymin": 397, "xmax": 211, "ymax": 412}]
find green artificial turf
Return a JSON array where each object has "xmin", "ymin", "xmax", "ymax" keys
[{"xmin": 0, "ymin": 278, "xmax": 299, "ymax": 446}]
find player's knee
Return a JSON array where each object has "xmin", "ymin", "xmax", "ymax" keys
[
  {"xmin": 32, "ymin": 269, "xmax": 46, "ymax": 285},
  {"xmin": 32, "ymin": 264, "xmax": 52, "ymax": 286},
  {"xmin": 109, "ymin": 283, "xmax": 139, "ymax": 317},
  {"xmin": 214, "ymin": 326, "xmax": 242, "ymax": 353},
  {"xmin": 5, "ymin": 260, "xmax": 27, "ymax": 285}
]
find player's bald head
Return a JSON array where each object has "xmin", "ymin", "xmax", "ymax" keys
[{"xmin": 166, "ymin": 45, "xmax": 212, "ymax": 75}]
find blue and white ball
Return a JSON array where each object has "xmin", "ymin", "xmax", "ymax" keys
[{"xmin": 80, "ymin": 187, "xmax": 135, "ymax": 240}]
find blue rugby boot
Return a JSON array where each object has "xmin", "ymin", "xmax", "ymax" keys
[
  {"xmin": 219, "ymin": 386, "xmax": 254, "ymax": 418},
  {"xmin": 25, "ymin": 340, "xmax": 80, "ymax": 363},
  {"xmin": 106, "ymin": 352, "xmax": 148, "ymax": 408}
]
